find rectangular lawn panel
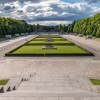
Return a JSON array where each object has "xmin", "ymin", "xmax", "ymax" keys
[
  {"xmin": 37, "ymin": 35, "xmax": 62, "ymax": 38},
  {"xmin": 31, "ymin": 38, "xmax": 46, "ymax": 41},
  {"xmin": 0, "ymin": 79, "xmax": 9, "ymax": 85},
  {"xmin": 27, "ymin": 40, "xmax": 73, "ymax": 45},
  {"xmin": 31, "ymin": 37, "xmax": 66, "ymax": 41},
  {"xmin": 32, "ymin": 38, "xmax": 67, "ymax": 41},
  {"xmin": 90, "ymin": 79, "xmax": 100, "ymax": 85},
  {"xmin": 8, "ymin": 45, "xmax": 92, "ymax": 55},
  {"xmin": 5, "ymin": 34, "xmax": 93, "ymax": 56}
]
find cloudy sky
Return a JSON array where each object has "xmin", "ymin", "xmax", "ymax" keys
[{"xmin": 0, "ymin": 0, "xmax": 100, "ymax": 26}]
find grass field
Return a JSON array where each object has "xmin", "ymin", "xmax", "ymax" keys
[
  {"xmin": 9, "ymin": 45, "xmax": 91, "ymax": 55},
  {"xmin": 90, "ymin": 79, "xmax": 100, "ymax": 85},
  {"xmin": 27, "ymin": 40, "xmax": 72, "ymax": 45},
  {"xmin": 0, "ymin": 79, "xmax": 9, "ymax": 85},
  {"xmin": 6, "ymin": 34, "xmax": 93, "ymax": 56},
  {"xmin": 37, "ymin": 35, "xmax": 62, "ymax": 38},
  {"xmin": 32, "ymin": 38, "xmax": 66, "ymax": 41}
]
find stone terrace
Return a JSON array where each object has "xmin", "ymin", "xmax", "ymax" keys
[{"xmin": 0, "ymin": 34, "xmax": 100, "ymax": 100}]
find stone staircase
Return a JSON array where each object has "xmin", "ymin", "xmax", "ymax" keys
[{"xmin": 0, "ymin": 74, "xmax": 100, "ymax": 100}]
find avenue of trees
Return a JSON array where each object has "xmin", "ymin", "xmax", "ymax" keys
[
  {"xmin": 67, "ymin": 13, "xmax": 100, "ymax": 37},
  {"xmin": 0, "ymin": 13, "xmax": 100, "ymax": 38},
  {"xmin": 0, "ymin": 17, "xmax": 41, "ymax": 38},
  {"xmin": 43, "ymin": 25, "xmax": 67, "ymax": 33}
]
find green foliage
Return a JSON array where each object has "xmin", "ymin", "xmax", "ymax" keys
[
  {"xmin": 10, "ymin": 45, "xmax": 91, "ymax": 55},
  {"xmin": 6, "ymin": 35, "xmax": 92, "ymax": 55},
  {"xmin": 67, "ymin": 13, "xmax": 100, "ymax": 37},
  {"xmin": 58, "ymin": 24, "xmax": 68, "ymax": 33},
  {"xmin": 27, "ymin": 40, "xmax": 72, "ymax": 45},
  {"xmin": 0, "ymin": 17, "xmax": 41, "ymax": 37},
  {"xmin": 0, "ymin": 79, "xmax": 9, "ymax": 85}
]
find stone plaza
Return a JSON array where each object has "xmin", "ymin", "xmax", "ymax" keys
[{"xmin": 0, "ymin": 34, "xmax": 100, "ymax": 100}]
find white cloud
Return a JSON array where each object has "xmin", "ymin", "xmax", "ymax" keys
[
  {"xmin": 0, "ymin": 0, "xmax": 100, "ymax": 25},
  {"xmin": 29, "ymin": 21, "xmax": 72, "ymax": 26},
  {"xmin": 0, "ymin": 0, "xmax": 42, "ymax": 4}
]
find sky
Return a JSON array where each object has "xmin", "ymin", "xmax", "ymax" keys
[{"xmin": 0, "ymin": 0, "xmax": 100, "ymax": 26}]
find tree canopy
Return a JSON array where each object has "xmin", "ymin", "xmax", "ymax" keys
[
  {"xmin": 0, "ymin": 17, "xmax": 41, "ymax": 38},
  {"xmin": 0, "ymin": 13, "xmax": 100, "ymax": 37},
  {"xmin": 66, "ymin": 13, "xmax": 100, "ymax": 37}
]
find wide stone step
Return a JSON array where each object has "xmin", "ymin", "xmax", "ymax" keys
[
  {"xmin": 78, "ymin": 77, "xmax": 99, "ymax": 93},
  {"xmin": 18, "ymin": 86, "xmax": 74, "ymax": 91},
  {"xmin": 0, "ymin": 97, "xmax": 100, "ymax": 100},
  {"xmin": 29, "ymin": 79, "xmax": 76, "ymax": 83},
  {"xmin": 0, "ymin": 90, "xmax": 99, "ymax": 97},
  {"xmin": 30, "ymin": 75, "xmax": 77, "ymax": 82},
  {"xmin": 19, "ymin": 81, "xmax": 73, "ymax": 86}
]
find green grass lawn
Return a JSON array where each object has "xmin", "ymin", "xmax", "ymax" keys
[
  {"xmin": 32, "ymin": 38, "xmax": 66, "ymax": 41},
  {"xmin": 6, "ymin": 34, "xmax": 93, "ymax": 56},
  {"xmin": 37, "ymin": 35, "xmax": 62, "ymax": 38},
  {"xmin": 90, "ymin": 79, "xmax": 100, "ymax": 85},
  {"xmin": 0, "ymin": 79, "xmax": 9, "ymax": 85},
  {"xmin": 9, "ymin": 45, "xmax": 91, "ymax": 55},
  {"xmin": 27, "ymin": 40, "xmax": 72, "ymax": 45}
]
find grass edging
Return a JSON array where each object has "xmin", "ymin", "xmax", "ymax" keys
[
  {"xmin": 0, "ymin": 79, "xmax": 9, "ymax": 85},
  {"xmin": 90, "ymin": 79, "xmax": 100, "ymax": 85},
  {"xmin": 5, "ymin": 53, "xmax": 94, "ymax": 57},
  {"xmin": 5, "ymin": 34, "xmax": 94, "ymax": 57}
]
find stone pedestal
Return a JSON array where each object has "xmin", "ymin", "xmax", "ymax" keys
[
  {"xmin": 45, "ymin": 39, "xmax": 54, "ymax": 42},
  {"xmin": 74, "ymin": 33, "xmax": 77, "ymax": 36},
  {"xmin": 79, "ymin": 34, "xmax": 83, "ymax": 37},
  {"xmin": 87, "ymin": 35, "xmax": 92, "ymax": 38},
  {"xmin": 25, "ymin": 33, "xmax": 28, "ymax": 35},
  {"xmin": 15, "ymin": 34, "xmax": 19, "ymax": 37},
  {"xmin": 6, "ymin": 35, "xmax": 11, "ymax": 39},
  {"xmin": 21, "ymin": 33, "xmax": 24, "ymax": 36},
  {"xmin": 42, "ymin": 45, "xmax": 57, "ymax": 49}
]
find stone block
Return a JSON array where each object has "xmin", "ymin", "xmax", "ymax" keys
[
  {"xmin": 87, "ymin": 35, "xmax": 92, "ymax": 38},
  {"xmin": 0, "ymin": 85, "xmax": 10, "ymax": 93},
  {"xmin": 15, "ymin": 34, "xmax": 19, "ymax": 37},
  {"xmin": 5, "ymin": 35, "xmax": 11, "ymax": 39},
  {"xmin": 21, "ymin": 33, "xmax": 25, "ymax": 36},
  {"xmin": 25, "ymin": 33, "xmax": 28, "ymax": 35},
  {"xmin": 79, "ymin": 34, "xmax": 83, "ymax": 37}
]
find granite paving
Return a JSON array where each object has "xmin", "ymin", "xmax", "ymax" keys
[{"xmin": 0, "ymin": 34, "xmax": 100, "ymax": 100}]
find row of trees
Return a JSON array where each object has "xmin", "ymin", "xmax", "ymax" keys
[
  {"xmin": 43, "ymin": 25, "xmax": 67, "ymax": 33},
  {"xmin": 0, "ymin": 17, "xmax": 41, "ymax": 38},
  {"xmin": 67, "ymin": 13, "xmax": 100, "ymax": 37},
  {"xmin": 57, "ymin": 24, "xmax": 67, "ymax": 33},
  {"xmin": 1, "ymin": 13, "xmax": 100, "ymax": 37}
]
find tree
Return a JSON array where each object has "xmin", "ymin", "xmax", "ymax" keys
[
  {"xmin": 0, "ymin": 17, "xmax": 42, "ymax": 37},
  {"xmin": 66, "ymin": 13, "xmax": 100, "ymax": 37}
]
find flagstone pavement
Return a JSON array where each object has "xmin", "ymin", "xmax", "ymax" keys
[{"xmin": 0, "ymin": 34, "xmax": 100, "ymax": 100}]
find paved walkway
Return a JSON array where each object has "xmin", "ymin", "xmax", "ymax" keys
[
  {"xmin": 0, "ymin": 34, "xmax": 100, "ymax": 100},
  {"xmin": 0, "ymin": 34, "xmax": 37, "ymax": 57},
  {"xmin": 62, "ymin": 35, "xmax": 100, "ymax": 57},
  {"xmin": 0, "ymin": 74, "xmax": 100, "ymax": 100}
]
